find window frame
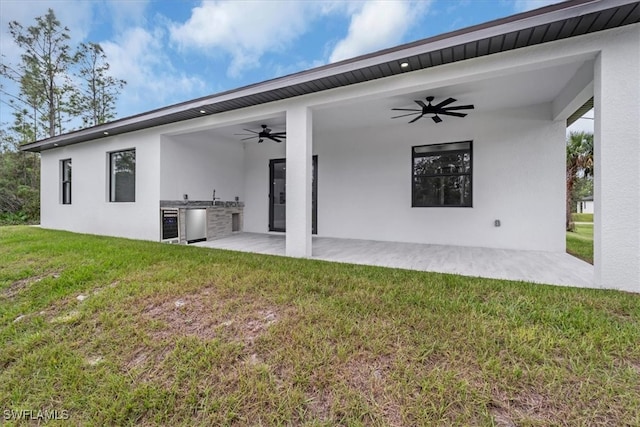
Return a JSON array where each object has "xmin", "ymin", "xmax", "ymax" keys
[
  {"xmin": 411, "ymin": 141, "xmax": 473, "ymax": 208},
  {"xmin": 61, "ymin": 158, "xmax": 72, "ymax": 205},
  {"xmin": 108, "ymin": 149, "xmax": 136, "ymax": 203}
]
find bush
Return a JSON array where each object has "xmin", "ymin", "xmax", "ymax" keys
[{"xmin": 0, "ymin": 211, "xmax": 31, "ymax": 225}]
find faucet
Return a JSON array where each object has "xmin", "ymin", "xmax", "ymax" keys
[{"xmin": 212, "ymin": 189, "xmax": 221, "ymax": 203}]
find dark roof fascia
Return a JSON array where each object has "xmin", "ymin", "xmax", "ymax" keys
[{"xmin": 21, "ymin": 0, "xmax": 640, "ymax": 152}]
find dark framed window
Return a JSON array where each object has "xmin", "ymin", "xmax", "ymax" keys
[
  {"xmin": 61, "ymin": 159, "xmax": 72, "ymax": 204},
  {"xmin": 412, "ymin": 141, "xmax": 472, "ymax": 207},
  {"xmin": 109, "ymin": 149, "xmax": 136, "ymax": 202}
]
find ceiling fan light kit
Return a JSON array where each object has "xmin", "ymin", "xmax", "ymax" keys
[{"xmin": 391, "ymin": 96, "xmax": 474, "ymax": 124}]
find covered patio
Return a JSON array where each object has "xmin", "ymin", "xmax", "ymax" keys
[
  {"xmin": 194, "ymin": 233, "xmax": 595, "ymax": 289},
  {"xmin": 24, "ymin": 1, "xmax": 638, "ymax": 292}
]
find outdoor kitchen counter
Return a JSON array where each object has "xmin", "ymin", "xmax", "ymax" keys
[
  {"xmin": 160, "ymin": 201, "xmax": 244, "ymax": 243},
  {"xmin": 160, "ymin": 200, "xmax": 245, "ymax": 208}
]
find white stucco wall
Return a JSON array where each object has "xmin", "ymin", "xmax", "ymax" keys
[
  {"xmin": 159, "ymin": 134, "xmax": 245, "ymax": 202},
  {"xmin": 40, "ymin": 129, "xmax": 161, "ymax": 241},
  {"xmin": 594, "ymin": 25, "xmax": 640, "ymax": 292},
  {"xmin": 241, "ymin": 103, "xmax": 565, "ymax": 251}
]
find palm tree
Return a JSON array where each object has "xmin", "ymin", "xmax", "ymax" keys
[{"xmin": 566, "ymin": 131, "xmax": 593, "ymax": 231}]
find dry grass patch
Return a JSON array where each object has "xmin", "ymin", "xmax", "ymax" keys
[
  {"xmin": 489, "ymin": 388, "xmax": 560, "ymax": 426},
  {"xmin": 137, "ymin": 286, "xmax": 291, "ymax": 345},
  {"xmin": 489, "ymin": 404, "xmax": 517, "ymax": 427},
  {"xmin": 140, "ymin": 287, "xmax": 221, "ymax": 341},
  {"xmin": 304, "ymin": 388, "xmax": 333, "ymax": 422},
  {"xmin": 341, "ymin": 355, "xmax": 402, "ymax": 425},
  {"xmin": 1, "ymin": 271, "xmax": 60, "ymax": 299},
  {"xmin": 125, "ymin": 345, "xmax": 172, "ymax": 372}
]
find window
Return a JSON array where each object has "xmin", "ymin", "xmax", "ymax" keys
[
  {"xmin": 109, "ymin": 149, "xmax": 136, "ymax": 202},
  {"xmin": 412, "ymin": 141, "xmax": 472, "ymax": 207},
  {"xmin": 61, "ymin": 159, "xmax": 72, "ymax": 204}
]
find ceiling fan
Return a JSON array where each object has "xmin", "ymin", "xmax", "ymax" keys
[
  {"xmin": 235, "ymin": 124, "xmax": 286, "ymax": 143},
  {"xmin": 391, "ymin": 96, "xmax": 474, "ymax": 123}
]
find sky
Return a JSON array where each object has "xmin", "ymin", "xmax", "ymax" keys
[{"xmin": 0, "ymin": 0, "xmax": 592, "ymax": 133}]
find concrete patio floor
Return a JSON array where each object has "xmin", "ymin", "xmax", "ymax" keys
[{"xmin": 193, "ymin": 233, "xmax": 595, "ymax": 289}]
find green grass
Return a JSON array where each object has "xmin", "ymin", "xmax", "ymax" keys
[
  {"xmin": 572, "ymin": 213, "xmax": 593, "ymax": 223},
  {"xmin": 567, "ymin": 223, "xmax": 594, "ymax": 264},
  {"xmin": 1, "ymin": 226, "xmax": 639, "ymax": 426}
]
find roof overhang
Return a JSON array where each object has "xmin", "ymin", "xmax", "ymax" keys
[{"xmin": 21, "ymin": 0, "xmax": 640, "ymax": 153}]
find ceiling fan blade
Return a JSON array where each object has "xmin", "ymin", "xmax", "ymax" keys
[
  {"xmin": 409, "ymin": 114, "xmax": 424, "ymax": 123},
  {"xmin": 434, "ymin": 97, "xmax": 456, "ymax": 109},
  {"xmin": 270, "ymin": 132, "xmax": 286, "ymax": 137},
  {"xmin": 442, "ymin": 104, "xmax": 474, "ymax": 111},
  {"xmin": 391, "ymin": 112, "xmax": 421, "ymax": 119},
  {"xmin": 241, "ymin": 136, "xmax": 257, "ymax": 141},
  {"xmin": 438, "ymin": 111, "xmax": 467, "ymax": 118},
  {"xmin": 432, "ymin": 115, "xmax": 443, "ymax": 123},
  {"xmin": 415, "ymin": 100, "xmax": 427, "ymax": 108},
  {"xmin": 234, "ymin": 133, "xmax": 255, "ymax": 136},
  {"xmin": 392, "ymin": 108, "xmax": 421, "ymax": 112},
  {"xmin": 270, "ymin": 137, "xmax": 283, "ymax": 143},
  {"xmin": 242, "ymin": 128, "xmax": 259, "ymax": 134}
]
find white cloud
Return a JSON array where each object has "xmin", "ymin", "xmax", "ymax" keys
[
  {"xmin": 513, "ymin": 0, "xmax": 563, "ymax": 12},
  {"xmin": 169, "ymin": 1, "xmax": 299, "ymax": 76},
  {"xmin": 329, "ymin": 1, "xmax": 431, "ymax": 63},
  {"xmin": 169, "ymin": 1, "xmax": 329, "ymax": 78},
  {"xmin": 101, "ymin": 27, "xmax": 205, "ymax": 117}
]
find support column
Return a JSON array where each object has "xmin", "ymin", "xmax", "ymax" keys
[
  {"xmin": 594, "ymin": 28, "xmax": 640, "ymax": 292},
  {"xmin": 285, "ymin": 105, "xmax": 313, "ymax": 257}
]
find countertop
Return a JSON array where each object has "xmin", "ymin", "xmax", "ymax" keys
[{"xmin": 160, "ymin": 200, "xmax": 244, "ymax": 208}]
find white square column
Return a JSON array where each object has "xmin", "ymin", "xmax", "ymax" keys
[
  {"xmin": 594, "ymin": 28, "xmax": 640, "ymax": 292},
  {"xmin": 285, "ymin": 105, "xmax": 313, "ymax": 257}
]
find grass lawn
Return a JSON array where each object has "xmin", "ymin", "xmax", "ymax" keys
[
  {"xmin": 1, "ymin": 226, "xmax": 639, "ymax": 426},
  {"xmin": 567, "ymin": 223, "xmax": 594, "ymax": 264},
  {"xmin": 571, "ymin": 213, "xmax": 593, "ymax": 223}
]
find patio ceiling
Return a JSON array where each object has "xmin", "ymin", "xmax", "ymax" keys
[
  {"xmin": 176, "ymin": 57, "xmax": 591, "ymax": 142},
  {"xmin": 312, "ymin": 58, "xmax": 591, "ymax": 132}
]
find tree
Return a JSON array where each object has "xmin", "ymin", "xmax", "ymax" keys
[
  {"xmin": 2, "ymin": 9, "xmax": 74, "ymax": 139},
  {"xmin": 70, "ymin": 42, "xmax": 126, "ymax": 127},
  {"xmin": 0, "ymin": 130, "xmax": 40, "ymax": 223},
  {"xmin": 0, "ymin": 9, "xmax": 126, "ymax": 224},
  {"xmin": 566, "ymin": 131, "xmax": 593, "ymax": 231}
]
